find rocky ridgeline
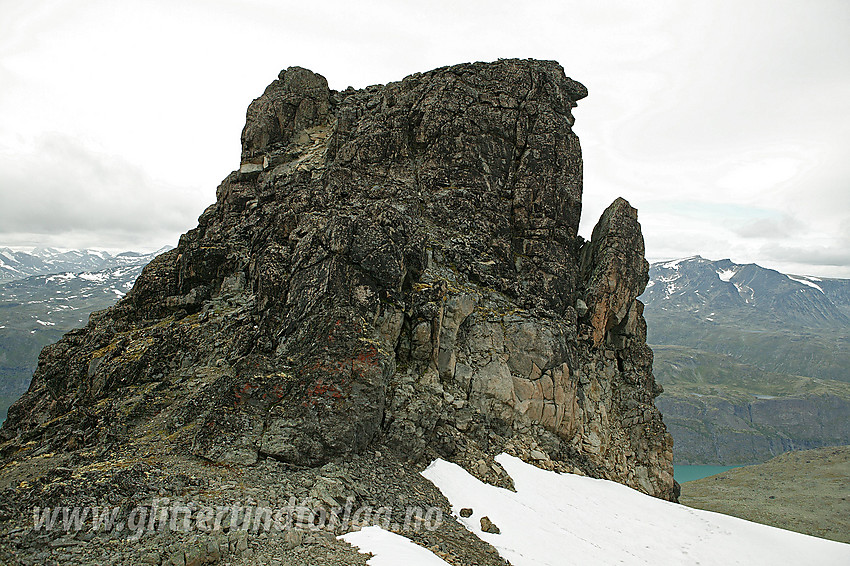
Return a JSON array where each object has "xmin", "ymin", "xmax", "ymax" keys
[{"xmin": 0, "ymin": 59, "xmax": 675, "ymax": 564}]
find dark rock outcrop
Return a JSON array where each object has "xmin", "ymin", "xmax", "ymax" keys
[{"xmin": 0, "ymin": 59, "xmax": 675, "ymax": 501}]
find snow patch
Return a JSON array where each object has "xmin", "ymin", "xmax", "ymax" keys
[
  {"xmin": 660, "ymin": 256, "xmax": 701, "ymax": 270},
  {"xmin": 46, "ymin": 272, "xmax": 77, "ymax": 283},
  {"xmin": 341, "ymin": 527, "xmax": 451, "ymax": 565},
  {"xmin": 734, "ymin": 282, "xmax": 754, "ymax": 302},
  {"xmin": 80, "ymin": 272, "xmax": 109, "ymax": 282},
  {"xmin": 787, "ymin": 275, "xmax": 824, "ymax": 294},
  {"xmin": 414, "ymin": 454, "xmax": 850, "ymax": 566},
  {"xmin": 36, "ymin": 319, "xmax": 56, "ymax": 326},
  {"xmin": 717, "ymin": 268, "xmax": 737, "ymax": 282}
]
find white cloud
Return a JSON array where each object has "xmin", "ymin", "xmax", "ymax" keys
[{"xmin": 717, "ymin": 157, "xmax": 805, "ymax": 193}]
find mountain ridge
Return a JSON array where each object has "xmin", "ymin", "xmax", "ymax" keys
[
  {"xmin": 643, "ymin": 255, "xmax": 850, "ymax": 330},
  {"xmin": 0, "ymin": 247, "xmax": 171, "ymax": 282}
]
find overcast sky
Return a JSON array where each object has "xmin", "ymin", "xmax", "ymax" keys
[{"xmin": 1, "ymin": 0, "xmax": 849, "ymax": 276}]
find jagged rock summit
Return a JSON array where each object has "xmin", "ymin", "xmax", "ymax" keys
[{"xmin": 1, "ymin": 60, "xmax": 675, "ymax": 505}]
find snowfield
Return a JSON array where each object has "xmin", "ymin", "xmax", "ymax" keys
[
  {"xmin": 717, "ymin": 268, "xmax": 737, "ymax": 282},
  {"xmin": 341, "ymin": 454, "xmax": 850, "ymax": 566},
  {"xmin": 343, "ymin": 527, "xmax": 454, "ymax": 566},
  {"xmin": 787, "ymin": 274, "xmax": 825, "ymax": 294}
]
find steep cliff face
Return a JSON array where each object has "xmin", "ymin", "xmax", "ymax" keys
[
  {"xmin": 1, "ymin": 60, "xmax": 675, "ymax": 500},
  {"xmin": 657, "ymin": 392, "xmax": 850, "ymax": 464},
  {"xmin": 652, "ymin": 344, "xmax": 850, "ymax": 464}
]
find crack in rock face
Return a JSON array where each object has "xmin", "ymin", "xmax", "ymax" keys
[{"xmin": 1, "ymin": 59, "xmax": 677, "ymax": 502}]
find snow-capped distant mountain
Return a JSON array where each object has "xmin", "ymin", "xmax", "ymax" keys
[
  {"xmin": 0, "ymin": 264, "xmax": 147, "ymax": 328},
  {"xmin": 0, "ymin": 249, "xmax": 169, "ymax": 423},
  {"xmin": 641, "ymin": 255, "xmax": 850, "ymax": 328},
  {"xmin": 0, "ymin": 246, "xmax": 171, "ymax": 282},
  {"xmin": 639, "ymin": 256, "xmax": 850, "ymax": 465}
]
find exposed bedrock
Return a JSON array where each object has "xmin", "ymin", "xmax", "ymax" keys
[{"xmin": 1, "ymin": 59, "xmax": 676, "ymax": 501}]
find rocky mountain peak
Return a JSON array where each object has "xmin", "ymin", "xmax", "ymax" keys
[
  {"xmin": 580, "ymin": 197, "xmax": 650, "ymax": 348},
  {"xmin": 241, "ymin": 66, "xmax": 332, "ymax": 162},
  {"xmin": 1, "ymin": 59, "xmax": 675, "ymax": 502}
]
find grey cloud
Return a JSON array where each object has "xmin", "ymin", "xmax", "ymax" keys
[
  {"xmin": 760, "ymin": 240, "xmax": 850, "ymax": 269},
  {"xmin": 730, "ymin": 214, "xmax": 805, "ymax": 240},
  {"xmin": 0, "ymin": 134, "xmax": 206, "ymax": 247}
]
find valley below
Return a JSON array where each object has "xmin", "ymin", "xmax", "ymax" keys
[
  {"xmin": 679, "ymin": 445, "xmax": 850, "ymax": 544},
  {"xmin": 0, "ymin": 249, "xmax": 164, "ymax": 423},
  {"xmin": 642, "ymin": 256, "xmax": 850, "ymax": 465}
]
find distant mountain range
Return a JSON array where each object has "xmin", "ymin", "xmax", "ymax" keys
[
  {"xmin": 0, "ymin": 247, "xmax": 169, "ymax": 282},
  {"xmin": 641, "ymin": 256, "xmax": 850, "ymax": 464},
  {"xmin": 644, "ymin": 255, "xmax": 850, "ymax": 330},
  {"xmin": 0, "ymin": 248, "xmax": 169, "ymax": 423}
]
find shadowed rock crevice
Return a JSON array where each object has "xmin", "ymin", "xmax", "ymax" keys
[{"xmin": 1, "ymin": 59, "xmax": 676, "ymax": 502}]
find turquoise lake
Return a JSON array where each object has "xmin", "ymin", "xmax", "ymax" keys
[{"xmin": 673, "ymin": 465, "xmax": 744, "ymax": 483}]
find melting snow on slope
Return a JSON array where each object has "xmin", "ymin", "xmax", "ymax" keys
[
  {"xmin": 734, "ymin": 282, "xmax": 754, "ymax": 302},
  {"xmin": 45, "ymin": 272, "xmax": 77, "ymax": 283},
  {"xmin": 342, "ymin": 527, "xmax": 452, "ymax": 566},
  {"xmin": 341, "ymin": 454, "xmax": 850, "ymax": 566},
  {"xmin": 787, "ymin": 275, "xmax": 824, "ymax": 294},
  {"xmin": 80, "ymin": 272, "xmax": 109, "ymax": 282},
  {"xmin": 717, "ymin": 268, "xmax": 737, "ymax": 282},
  {"xmin": 654, "ymin": 274, "xmax": 681, "ymax": 297},
  {"xmin": 660, "ymin": 256, "xmax": 703, "ymax": 270}
]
